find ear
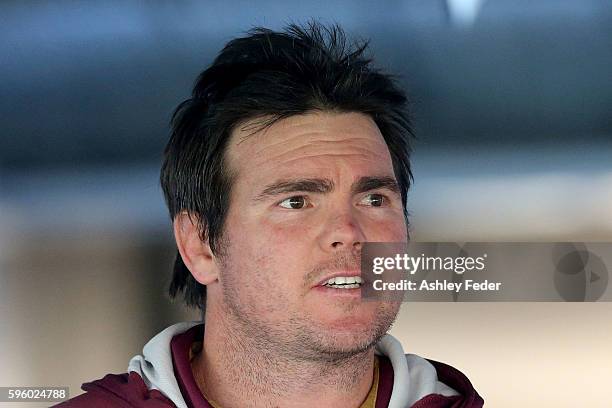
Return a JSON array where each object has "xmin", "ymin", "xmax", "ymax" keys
[{"xmin": 173, "ymin": 212, "xmax": 219, "ymax": 285}]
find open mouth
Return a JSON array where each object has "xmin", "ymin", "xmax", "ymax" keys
[{"xmin": 322, "ymin": 276, "xmax": 362, "ymax": 289}]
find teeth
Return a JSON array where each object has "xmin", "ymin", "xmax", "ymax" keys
[
  {"xmin": 324, "ymin": 276, "xmax": 362, "ymax": 287},
  {"xmin": 327, "ymin": 284, "xmax": 360, "ymax": 289}
]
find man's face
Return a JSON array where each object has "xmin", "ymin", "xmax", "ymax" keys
[{"xmin": 212, "ymin": 112, "xmax": 407, "ymax": 359}]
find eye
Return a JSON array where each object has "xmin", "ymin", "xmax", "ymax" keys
[
  {"xmin": 360, "ymin": 193, "xmax": 386, "ymax": 207},
  {"xmin": 278, "ymin": 196, "xmax": 310, "ymax": 209}
]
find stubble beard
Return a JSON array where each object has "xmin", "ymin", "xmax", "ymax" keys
[{"xmin": 215, "ymin": 240, "xmax": 400, "ymax": 363}]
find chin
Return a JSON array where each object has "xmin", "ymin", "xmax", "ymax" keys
[
  {"xmin": 313, "ymin": 302, "xmax": 399, "ymax": 333},
  {"xmin": 305, "ymin": 328, "xmax": 385, "ymax": 359},
  {"xmin": 304, "ymin": 315, "xmax": 392, "ymax": 355}
]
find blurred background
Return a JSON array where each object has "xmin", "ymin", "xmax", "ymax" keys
[{"xmin": 1, "ymin": 0, "xmax": 611, "ymax": 406}]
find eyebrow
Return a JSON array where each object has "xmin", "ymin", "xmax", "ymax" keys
[
  {"xmin": 253, "ymin": 176, "xmax": 399, "ymax": 202},
  {"xmin": 254, "ymin": 178, "xmax": 334, "ymax": 202},
  {"xmin": 352, "ymin": 176, "xmax": 400, "ymax": 195}
]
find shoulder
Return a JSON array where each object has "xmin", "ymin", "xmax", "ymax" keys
[{"xmin": 52, "ymin": 372, "xmax": 175, "ymax": 408}]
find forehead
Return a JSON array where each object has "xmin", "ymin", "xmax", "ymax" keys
[{"xmin": 226, "ymin": 112, "xmax": 395, "ymax": 182}]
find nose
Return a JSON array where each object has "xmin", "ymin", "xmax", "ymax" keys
[{"xmin": 319, "ymin": 208, "xmax": 366, "ymax": 253}]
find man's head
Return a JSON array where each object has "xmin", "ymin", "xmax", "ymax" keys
[{"xmin": 160, "ymin": 23, "xmax": 413, "ymax": 357}]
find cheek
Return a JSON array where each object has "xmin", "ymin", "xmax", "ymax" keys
[
  {"xmin": 362, "ymin": 214, "xmax": 408, "ymax": 242},
  {"xmin": 223, "ymin": 218, "xmax": 313, "ymax": 289},
  {"xmin": 261, "ymin": 215, "xmax": 318, "ymax": 250},
  {"xmin": 261, "ymin": 223, "xmax": 316, "ymax": 283},
  {"xmin": 220, "ymin": 243, "xmax": 283, "ymax": 313},
  {"xmin": 390, "ymin": 219, "xmax": 409, "ymax": 241}
]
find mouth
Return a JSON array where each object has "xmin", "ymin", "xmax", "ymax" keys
[{"xmin": 317, "ymin": 274, "xmax": 362, "ymax": 289}]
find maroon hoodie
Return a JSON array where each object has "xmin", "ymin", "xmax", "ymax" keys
[{"xmin": 55, "ymin": 325, "xmax": 483, "ymax": 407}]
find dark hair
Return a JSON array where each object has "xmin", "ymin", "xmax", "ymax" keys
[{"xmin": 160, "ymin": 22, "xmax": 414, "ymax": 311}]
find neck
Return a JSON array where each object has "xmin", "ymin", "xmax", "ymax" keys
[{"xmin": 192, "ymin": 312, "xmax": 376, "ymax": 408}]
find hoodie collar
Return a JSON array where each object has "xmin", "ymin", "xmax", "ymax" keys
[
  {"xmin": 128, "ymin": 322, "xmax": 458, "ymax": 408},
  {"xmin": 128, "ymin": 321, "xmax": 200, "ymax": 408}
]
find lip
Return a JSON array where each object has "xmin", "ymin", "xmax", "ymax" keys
[{"xmin": 314, "ymin": 270, "xmax": 362, "ymax": 287}]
